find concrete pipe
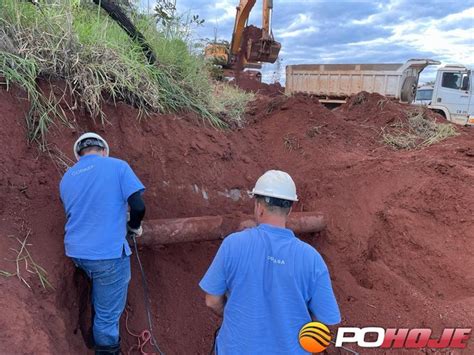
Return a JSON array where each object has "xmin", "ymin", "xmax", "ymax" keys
[{"xmin": 139, "ymin": 212, "xmax": 325, "ymax": 247}]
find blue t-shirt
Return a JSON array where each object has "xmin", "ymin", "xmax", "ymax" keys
[
  {"xmin": 199, "ymin": 224, "xmax": 341, "ymax": 354},
  {"xmin": 59, "ymin": 154, "xmax": 145, "ymax": 260}
]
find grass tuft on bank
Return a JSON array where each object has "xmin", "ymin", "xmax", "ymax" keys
[{"xmin": 0, "ymin": 0, "xmax": 251, "ymax": 144}]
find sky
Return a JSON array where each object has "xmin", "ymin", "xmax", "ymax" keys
[{"xmin": 140, "ymin": 0, "xmax": 474, "ymax": 83}]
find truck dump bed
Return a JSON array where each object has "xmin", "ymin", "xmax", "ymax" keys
[{"xmin": 285, "ymin": 59, "xmax": 440, "ymax": 103}]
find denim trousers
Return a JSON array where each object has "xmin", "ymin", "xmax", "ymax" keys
[{"xmin": 72, "ymin": 253, "xmax": 131, "ymax": 346}]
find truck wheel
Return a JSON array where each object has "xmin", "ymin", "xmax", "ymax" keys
[
  {"xmin": 431, "ymin": 109, "xmax": 447, "ymax": 119},
  {"xmin": 401, "ymin": 76, "xmax": 417, "ymax": 103}
]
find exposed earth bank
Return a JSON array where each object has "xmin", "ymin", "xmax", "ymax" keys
[{"xmin": 0, "ymin": 84, "xmax": 473, "ymax": 354}]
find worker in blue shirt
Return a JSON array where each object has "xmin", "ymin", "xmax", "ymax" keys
[
  {"xmin": 200, "ymin": 170, "xmax": 341, "ymax": 354},
  {"xmin": 60, "ymin": 132, "xmax": 145, "ymax": 355}
]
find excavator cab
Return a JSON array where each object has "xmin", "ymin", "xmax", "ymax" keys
[{"xmin": 204, "ymin": 43, "xmax": 229, "ymax": 66}]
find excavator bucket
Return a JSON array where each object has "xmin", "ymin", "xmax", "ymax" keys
[{"xmin": 246, "ymin": 38, "xmax": 281, "ymax": 63}]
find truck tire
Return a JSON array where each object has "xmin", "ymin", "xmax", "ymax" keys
[{"xmin": 400, "ymin": 76, "xmax": 417, "ymax": 103}]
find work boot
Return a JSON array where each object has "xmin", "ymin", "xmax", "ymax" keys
[{"xmin": 94, "ymin": 343, "xmax": 120, "ymax": 355}]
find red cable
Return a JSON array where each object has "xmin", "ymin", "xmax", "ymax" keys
[{"xmin": 125, "ymin": 308, "xmax": 156, "ymax": 355}]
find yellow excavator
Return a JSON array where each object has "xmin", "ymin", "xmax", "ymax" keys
[{"xmin": 205, "ymin": 0, "xmax": 281, "ymax": 80}]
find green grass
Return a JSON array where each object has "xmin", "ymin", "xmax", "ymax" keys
[
  {"xmin": 0, "ymin": 0, "xmax": 251, "ymax": 142},
  {"xmin": 210, "ymin": 83, "xmax": 254, "ymax": 127},
  {"xmin": 0, "ymin": 52, "xmax": 65, "ymax": 145}
]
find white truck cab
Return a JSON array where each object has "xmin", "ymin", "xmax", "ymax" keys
[{"xmin": 429, "ymin": 65, "xmax": 473, "ymax": 125}]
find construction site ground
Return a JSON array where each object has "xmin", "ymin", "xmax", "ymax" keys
[{"xmin": 0, "ymin": 82, "xmax": 473, "ymax": 354}]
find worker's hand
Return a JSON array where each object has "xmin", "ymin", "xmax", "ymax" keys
[{"xmin": 127, "ymin": 223, "xmax": 143, "ymax": 237}]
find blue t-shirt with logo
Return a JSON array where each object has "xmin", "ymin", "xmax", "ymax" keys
[
  {"xmin": 199, "ymin": 224, "xmax": 341, "ymax": 354},
  {"xmin": 59, "ymin": 154, "xmax": 145, "ymax": 260}
]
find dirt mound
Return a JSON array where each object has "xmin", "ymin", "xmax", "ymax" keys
[
  {"xmin": 236, "ymin": 78, "xmax": 284, "ymax": 96},
  {"xmin": 338, "ymin": 91, "xmax": 446, "ymax": 126},
  {"xmin": 338, "ymin": 91, "xmax": 406, "ymax": 124},
  {"xmin": 0, "ymin": 83, "xmax": 473, "ymax": 354}
]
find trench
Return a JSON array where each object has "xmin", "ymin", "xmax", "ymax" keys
[{"xmin": 62, "ymin": 184, "xmax": 324, "ymax": 354}]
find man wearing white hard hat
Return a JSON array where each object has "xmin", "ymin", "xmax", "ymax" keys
[
  {"xmin": 60, "ymin": 132, "xmax": 145, "ymax": 355},
  {"xmin": 200, "ymin": 170, "xmax": 340, "ymax": 354}
]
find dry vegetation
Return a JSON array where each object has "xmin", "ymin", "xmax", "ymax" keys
[{"xmin": 382, "ymin": 110, "xmax": 458, "ymax": 150}]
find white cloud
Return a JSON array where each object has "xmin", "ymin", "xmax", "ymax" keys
[
  {"xmin": 351, "ymin": 14, "xmax": 377, "ymax": 25},
  {"xmin": 287, "ymin": 14, "xmax": 312, "ymax": 30},
  {"xmin": 346, "ymin": 7, "xmax": 474, "ymax": 66},
  {"xmin": 388, "ymin": 7, "xmax": 474, "ymax": 65},
  {"xmin": 277, "ymin": 26, "xmax": 318, "ymax": 38},
  {"xmin": 207, "ymin": 0, "xmax": 237, "ymax": 24},
  {"xmin": 439, "ymin": 6, "xmax": 474, "ymax": 23},
  {"xmin": 274, "ymin": 13, "xmax": 319, "ymax": 38}
]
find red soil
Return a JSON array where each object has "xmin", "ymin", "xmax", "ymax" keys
[
  {"xmin": 0, "ymin": 83, "xmax": 473, "ymax": 354},
  {"xmin": 236, "ymin": 78, "xmax": 284, "ymax": 96}
]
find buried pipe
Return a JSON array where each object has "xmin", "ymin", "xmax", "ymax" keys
[{"xmin": 139, "ymin": 212, "xmax": 325, "ymax": 246}]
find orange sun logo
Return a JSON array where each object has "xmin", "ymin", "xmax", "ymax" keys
[{"xmin": 299, "ymin": 321, "xmax": 332, "ymax": 353}]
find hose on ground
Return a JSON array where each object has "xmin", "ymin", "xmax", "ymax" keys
[{"xmin": 131, "ymin": 233, "xmax": 165, "ymax": 355}]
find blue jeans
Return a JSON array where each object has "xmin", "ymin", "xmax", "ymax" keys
[{"xmin": 72, "ymin": 254, "xmax": 131, "ymax": 346}]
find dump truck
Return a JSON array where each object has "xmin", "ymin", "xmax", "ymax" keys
[
  {"xmin": 285, "ymin": 59, "xmax": 439, "ymax": 104},
  {"xmin": 286, "ymin": 59, "xmax": 473, "ymax": 125}
]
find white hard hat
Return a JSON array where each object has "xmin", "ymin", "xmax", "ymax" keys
[
  {"xmin": 73, "ymin": 132, "xmax": 110, "ymax": 161},
  {"xmin": 251, "ymin": 170, "xmax": 298, "ymax": 201}
]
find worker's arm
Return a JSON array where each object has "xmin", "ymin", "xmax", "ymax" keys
[
  {"xmin": 119, "ymin": 160, "xmax": 145, "ymax": 231},
  {"xmin": 205, "ymin": 293, "xmax": 227, "ymax": 317},
  {"xmin": 199, "ymin": 239, "xmax": 231, "ymax": 315},
  {"xmin": 308, "ymin": 257, "xmax": 341, "ymax": 325},
  {"xmin": 127, "ymin": 190, "xmax": 145, "ymax": 229}
]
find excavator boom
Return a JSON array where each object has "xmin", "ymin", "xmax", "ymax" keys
[
  {"xmin": 229, "ymin": 0, "xmax": 257, "ymax": 58},
  {"xmin": 205, "ymin": 0, "xmax": 281, "ymax": 75}
]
